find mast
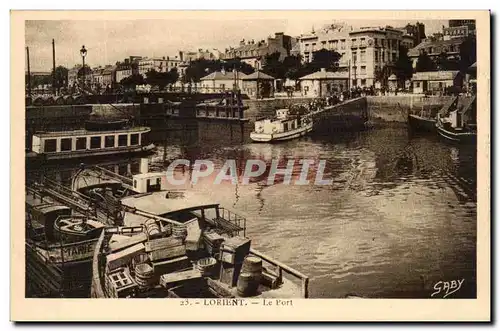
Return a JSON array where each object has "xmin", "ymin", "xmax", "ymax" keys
[
  {"xmin": 348, "ymin": 59, "xmax": 351, "ymax": 98},
  {"xmin": 52, "ymin": 39, "xmax": 56, "ymax": 95},
  {"xmin": 26, "ymin": 46, "xmax": 31, "ymax": 97}
]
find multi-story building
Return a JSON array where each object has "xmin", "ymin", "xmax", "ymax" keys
[
  {"xmin": 102, "ymin": 65, "xmax": 116, "ymax": 88},
  {"xmin": 297, "ymin": 23, "xmax": 351, "ymax": 66},
  {"xmin": 222, "ymin": 32, "xmax": 294, "ymax": 69},
  {"xmin": 179, "ymin": 49, "xmax": 222, "ymax": 62},
  {"xmin": 396, "ymin": 22, "xmax": 426, "ymax": 46},
  {"xmin": 349, "ymin": 26, "xmax": 406, "ymax": 87},
  {"xmin": 296, "ymin": 24, "xmax": 410, "ymax": 87},
  {"xmin": 408, "ymin": 37, "xmax": 466, "ymax": 68},
  {"xmin": 443, "ymin": 20, "xmax": 476, "ymax": 40},
  {"xmin": 90, "ymin": 67, "xmax": 104, "ymax": 89},
  {"xmin": 138, "ymin": 55, "xmax": 184, "ymax": 78}
]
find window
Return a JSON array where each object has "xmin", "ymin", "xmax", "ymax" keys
[
  {"xmin": 374, "ymin": 50, "xmax": 379, "ymax": 62},
  {"xmin": 374, "ymin": 38, "xmax": 378, "ymax": 46},
  {"xmin": 118, "ymin": 134, "xmax": 128, "ymax": 147},
  {"xmin": 352, "ymin": 52, "xmax": 357, "ymax": 63},
  {"xmin": 44, "ymin": 139, "xmax": 57, "ymax": 153},
  {"xmin": 340, "ymin": 39, "xmax": 345, "ymax": 50},
  {"xmin": 90, "ymin": 136, "xmax": 101, "ymax": 149},
  {"xmin": 361, "ymin": 79, "xmax": 367, "ymax": 86},
  {"xmin": 416, "ymin": 82, "xmax": 421, "ymax": 88},
  {"xmin": 105, "ymin": 135, "xmax": 115, "ymax": 148},
  {"xmin": 361, "ymin": 66, "xmax": 366, "ymax": 75},
  {"xmin": 133, "ymin": 180, "xmax": 137, "ymax": 188},
  {"xmin": 352, "ymin": 79, "xmax": 357, "ymax": 86},
  {"xmin": 76, "ymin": 137, "xmax": 86, "ymax": 150},
  {"xmin": 360, "ymin": 38, "xmax": 366, "ymax": 46},
  {"xmin": 360, "ymin": 50, "xmax": 366, "ymax": 62},
  {"xmin": 141, "ymin": 132, "xmax": 149, "ymax": 145},
  {"xmin": 382, "ymin": 51, "xmax": 385, "ymax": 62},
  {"xmin": 60, "ymin": 138, "xmax": 72, "ymax": 151},
  {"xmin": 130, "ymin": 133, "xmax": 139, "ymax": 145},
  {"xmin": 284, "ymin": 123, "xmax": 289, "ymax": 131}
]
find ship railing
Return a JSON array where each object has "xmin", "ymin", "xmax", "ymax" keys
[
  {"xmin": 94, "ymin": 165, "xmax": 134, "ymax": 186},
  {"xmin": 217, "ymin": 207, "xmax": 246, "ymax": 237},
  {"xmin": 249, "ymin": 248, "xmax": 310, "ymax": 299}
]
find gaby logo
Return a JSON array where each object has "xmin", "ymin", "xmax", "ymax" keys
[{"xmin": 164, "ymin": 159, "xmax": 333, "ymax": 186}]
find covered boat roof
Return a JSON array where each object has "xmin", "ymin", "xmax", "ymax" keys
[
  {"xmin": 33, "ymin": 126, "xmax": 151, "ymax": 138},
  {"xmin": 120, "ymin": 190, "xmax": 220, "ymax": 216}
]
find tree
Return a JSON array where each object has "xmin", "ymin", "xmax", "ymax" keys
[
  {"xmin": 183, "ymin": 58, "xmax": 255, "ymax": 83},
  {"xmin": 77, "ymin": 65, "xmax": 92, "ymax": 79},
  {"xmin": 262, "ymin": 52, "xmax": 284, "ymax": 79},
  {"xmin": 459, "ymin": 35, "xmax": 476, "ymax": 73},
  {"xmin": 146, "ymin": 68, "xmax": 180, "ymax": 90},
  {"xmin": 374, "ymin": 65, "xmax": 393, "ymax": 87},
  {"xmin": 415, "ymin": 52, "xmax": 436, "ymax": 72},
  {"xmin": 120, "ymin": 74, "xmax": 145, "ymax": 90},
  {"xmin": 393, "ymin": 46, "xmax": 413, "ymax": 84},
  {"xmin": 307, "ymin": 48, "xmax": 341, "ymax": 72},
  {"xmin": 52, "ymin": 65, "xmax": 68, "ymax": 93},
  {"xmin": 435, "ymin": 52, "xmax": 460, "ymax": 71}
]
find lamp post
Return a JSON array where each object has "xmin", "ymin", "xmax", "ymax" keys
[{"xmin": 80, "ymin": 45, "xmax": 87, "ymax": 90}]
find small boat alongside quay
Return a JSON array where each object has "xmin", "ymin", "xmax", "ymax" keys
[
  {"xmin": 436, "ymin": 95, "xmax": 477, "ymax": 144},
  {"xmin": 408, "ymin": 114, "xmax": 436, "ymax": 133},
  {"xmin": 250, "ymin": 107, "xmax": 313, "ymax": 142}
]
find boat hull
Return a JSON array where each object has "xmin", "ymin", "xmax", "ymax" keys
[
  {"xmin": 436, "ymin": 124, "xmax": 476, "ymax": 144},
  {"xmin": 26, "ymin": 143, "xmax": 156, "ymax": 163},
  {"xmin": 250, "ymin": 123, "xmax": 313, "ymax": 142},
  {"xmin": 408, "ymin": 114, "xmax": 436, "ymax": 133}
]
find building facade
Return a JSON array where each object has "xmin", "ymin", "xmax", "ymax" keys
[
  {"xmin": 296, "ymin": 24, "xmax": 411, "ymax": 88},
  {"xmin": 297, "ymin": 23, "xmax": 351, "ymax": 66},
  {"xmin": 349, "ymin": 26, "xmax": 406, "ymax": 87},
  {"xmin": 298, "ymin": 68, "xmax": 348, "ymax": 97},
  {"xmin": 199, "ymin": 70, "xmax": 247, "ymax": 93},
  {"xmin": 411, "ymin": 70, "xmax": 462, "ymax": 94},
  {"xmin": 408, "ymin": 37, "xmax": 465, "ymax": 68},
  {"xmin": 241, "ymin": 71, "xmax": 275, "ymax": 99},
  {"xmin": 222, "ymin": 32, "xmax": 294, "ymax": 68},
  {"xmin": 67, "ymin": 64, "xmax": 82, "ymax": 88}
]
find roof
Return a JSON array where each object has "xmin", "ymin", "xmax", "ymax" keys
[
  {"xmin": 120, "ymin": 190, "xmax": 220, "ymax": 217},
  {"xmin": 299, "ymin": 70, "xmax": 348, "ymax": 80},
  {"xmin": 388, "ymin": 74, "xmax": 397, "ymax": 80},
  {"xmin": 408, "ymin": 37, "xmax": 466, "ymax": 57},
  {"xmin": 241, "ymin": 71, "xmax": 275, "ymax": 80},
  {"xmin": 411, "ymin": 71, "xmax": 460, "ymax": 81},
  {"xmin": 200, "ymin": 71, "xmax": 247, "ymax": 81}
]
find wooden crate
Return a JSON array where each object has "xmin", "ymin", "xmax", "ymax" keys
[
  {"xmin": 221, "ymin": 237, "xmax": 251, "ymax": 264},
  {"xmin": 148, "ymin": 245, "xmax": 186, "ymax": 262},
  {"xmin": 152, "ymin": 256, "xmax": 191, "ymax": 275},
  {"xmin": 144, "ymin": 237, "xmax": 184, "ymax": 253},
  {"xmin": 106, "ymin": 243, "xmax": 145, "ymax": 272},
  {"xmin": 108, "ymin": 233, "xmax": 147, "ymax": 253},
  {"xmin": 105, "ymin": 267, "xmax": 137, "ymax": 298},
  {"xmin": 159, "ymin": 269, "xmax": 203, "ymax": 289}
]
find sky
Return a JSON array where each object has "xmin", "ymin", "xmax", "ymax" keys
[{"xmin": 25, "ymin": 18, "xmax": 448, "ymax": 71}]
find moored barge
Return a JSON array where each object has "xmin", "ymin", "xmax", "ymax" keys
[{"xmin": 71, "ymin": 161, "xmax": 309, "ymax": 299}]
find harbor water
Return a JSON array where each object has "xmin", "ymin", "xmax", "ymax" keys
[{"xmin": 28, "ymin": 107, "xmax": 477, "ymax": 298}]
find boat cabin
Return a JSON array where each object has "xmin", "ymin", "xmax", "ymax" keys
[
  {"xmin": 254, "ymin": 108, "xmax": 307, "ymax": 135},
  {"xmin": 31, "ymin": 127, "xmax": 151, "ymax": 155},
  {"xmin": 131, "ymin": 172, "xmax": 169, "ymax": 194}
]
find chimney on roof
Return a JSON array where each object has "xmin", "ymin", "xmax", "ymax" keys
[{"xmin": 240, "ymin": 39, "xmax": 245, "ymax": 46}]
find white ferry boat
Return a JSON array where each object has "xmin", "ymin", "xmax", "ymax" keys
[
  {"xmin": 27, "ymin": 125, "xmax": 155, "ymax": 161},
  {"xmin": 250, "ymin": 108, "xmax": 313, "ymax": 143}
]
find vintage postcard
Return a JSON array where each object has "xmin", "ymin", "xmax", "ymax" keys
[{"xmin": 11, "ymin": 10, "xmax": 490, "ymax": 322}]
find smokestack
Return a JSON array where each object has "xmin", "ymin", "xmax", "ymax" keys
[{"xmin": 140, "ymin": 158, "xmax": 149, "ymax": 174}]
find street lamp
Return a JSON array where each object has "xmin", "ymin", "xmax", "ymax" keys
[{"xmin": 80, "ymin": 45, "xmax": 87, "ymax": 89}]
